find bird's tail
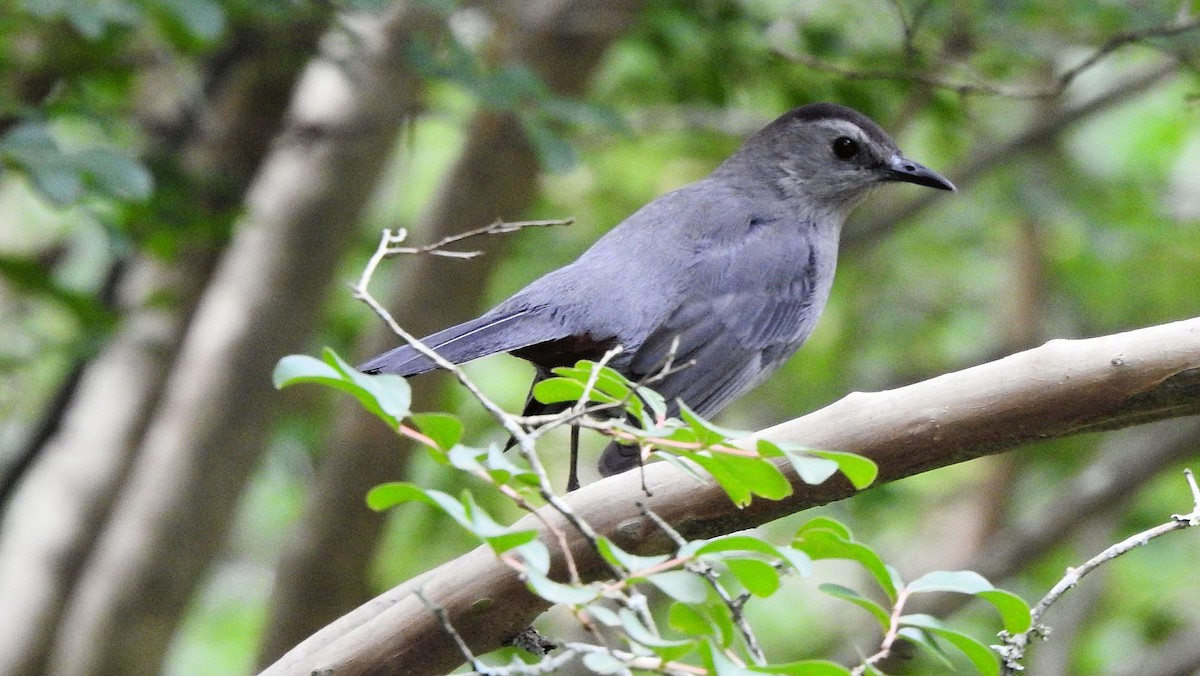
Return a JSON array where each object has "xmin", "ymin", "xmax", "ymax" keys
[
  {"xmin": 597, "ymin": 440, "xmax": 641, "ymax": 477},
  {"xmin": 358, "ymin": 309, "xmax": 560, "ymax": 376}
]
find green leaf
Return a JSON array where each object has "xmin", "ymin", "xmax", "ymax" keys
[
  {"xmin": 705, "ymin": 599, "xmax": 736, "ymax": 646},
  {"xmin": 532, "ymin": 376, "xmax": 613, "ymax": 406},
  {"xmin": 636, "ymin": 383, "xmax": 668, "ymax": 424},
  {"xmin": 154, "ymin": 0, "xmax": 227, "ymax": 42},
  {"xmin": 273, "ymin": 354, "xmax": 341, "ymax": 387},
  {"xmin": 780, "ymin": 449, "xmax": 840, "ymax": 485},
  {"xmin": 596, "ymin": 537, "xmax": 671, "ymax": 574},
  {"xmin": 359, "ymin": 482, "xmax": 407, "ymax": 514},
  {"xmin": 586, "ymin": 605, "xmax": 621, "ymax": 627},
  {"xmin": 684, "ymin": 452, "xmax": 751, "ymax": 506},
  {"xmin": 618, "ymin": 608, "xmax": 695, "ymax": 651},
  {"xmin": 514, "ymin": 540, "xmax": 550, "ymax": 575},
  {"xmin": 908, "ymin": 571, "xmax": 1032, "ymax": 633},
  {"xmin": 647, "ymin": 570, "xmax": 709, "ymax": 604},
  {"xmin": 808, "ymin": 450, "xmax": 878, "ymax": 489},
  {"xmin": 792, "ymin": 519, "xmax": 898, "ymax": 601},
  {"xmin": 273, "ymin": 350, "xmax": 411, "ymax": 428},
  {"xmin": 460, "ymin": 491, "xmax": 539, "ymax": 554},
  {"xmin": 689, "ymin": 449, "xmax": 793, "ymax": 504},
  {"xmin": 365, "ymin": 482, "xmax": 437, "ymax": 512},
  {"xmin": 725, "ymin": 558, "xmax": 779, "ymax": 597},
  {"xmin": 565, "ymin": 360, "xmax": 636, "ymax": 394},
  {"xmin": 581, "ymin": 652, "xmax": 626, "ymax": 674},
  {"xmin": 546, "ymin": 360, "xmax": 661, "ymax": 423},
  {"xmin": 524, "ymin": 568, "xmax": 601, "ymax": 605},
  {"xmin": 484, "ymin": 443, "xmax": 533, "ymax": 482},
  {"xmin": 446, "ymin": 444, "xmax": 485, "ymax": 471},
  {"xmin": 900, "ymin": 614, "xmax": 1000, "ymax": 676},
  {"xmin": 818, "ymin": 583, "xmax": 891, "ymax": 630},
  {"xmin": 668, "ymin": 601, "xmax": 710, "ymax": 635},
  {"xmin": 976, "ymin": 590, "xmax": 1033, "ymax": 634},
  {"xmin": 679, "ymin": 402, "xmax": 745, "ymax": 447},
  {"xmin": 691, "ymin": 535, "xmax": 815, "ymax": 577},
  {"xmin": 795, "ymin": 516, "xmax": 851, "ymax": 540},
  {"xmin": 365, "ymin": 483, "xmax": 536, "ymax": 555},
  {"xmin": 330, "ymin": 349, "xmax": 411, "ymax": 421},
  {"xmin": 754, "ymin": 660, "xmax": 853, "ymax": 675},
  {"xmin": 72, "ymin": 148, "xmax": 154, "ymax": 200},
  {"xmin": 908, "ymin": 570, "xmax": 993, "ymax": 595},
  {"xmin": 896, "ymin": 627, "xmax": 955, "ymax": 669},
  {"xmin": 717, "ymin": 451, "xmax": 791, "ymax": 499},
  {"xmin": 411, "ymin": 412, "xmax": 464, "ymax": 450},
  {"xmin": 701, "ymin": 639, "xmax": 759, "ymax": 676},
  {"xmin": 692, "ymin": 534, "xmax": 783, "ymax": 557}
]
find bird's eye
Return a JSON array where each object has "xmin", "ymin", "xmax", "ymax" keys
[{"xmin": 832, "ymin": 136, "xmax": 859, "ymax": 160}]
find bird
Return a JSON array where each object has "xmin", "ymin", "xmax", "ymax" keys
[{"xmin": 360, "ymin": 102, "xmax": 954, "ymax": 490}]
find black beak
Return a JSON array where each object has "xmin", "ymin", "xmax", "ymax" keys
[{"xmin": 883, "ymin": 154, "xmax": 956, "ymax": 192}]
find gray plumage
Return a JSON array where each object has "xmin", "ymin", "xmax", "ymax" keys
[{"xmin": 360, "ymin": 103, "xmax": 954, "ymax": 484}]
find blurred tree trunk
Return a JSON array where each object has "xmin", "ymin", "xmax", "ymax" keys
[
  {"xmin": 38, "ymin": 6, "xmax": 443, "ymax": 675},
  {"xmin": 256, "ymin": 0, "xmax": 644, "ymax": 663},
  {"xmin": 0, "ymin": 16, "xmax": 325, "ymax": 676}
]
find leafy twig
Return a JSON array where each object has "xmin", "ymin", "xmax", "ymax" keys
[
  {"xmin": 357, "ymin": 226, "xmax": 590, "ymax": 582},
  {"xmin": 641, "ymin": 504, "xmax": 767, "ymax": 665}
]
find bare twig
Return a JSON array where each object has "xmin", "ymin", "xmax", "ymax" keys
[
  {"xmin": 379, "ymin": 218, "xmax": 574, "ymax": 259},
  {"xmin": 421, "ymin": 586, "xmax": 578, "ymax": 675},
  {"xmin": 355, "ymin": 230, "xmax": 534, "ymax": 454},
  {"xmin": 415, "ymin": 589, "xmax": 482, "ymax": 672},
  {"xmin": 998, "ymin": 469, "xmax": 1200, "ymax": 673}
]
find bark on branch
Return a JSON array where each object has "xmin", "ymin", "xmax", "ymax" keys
[{"xmin": 263, "ymin": 316, "xmax": 1200, "ymax": 676}]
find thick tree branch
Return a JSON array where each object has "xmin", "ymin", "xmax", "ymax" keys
[{"xmin": 263, "ymin": 316, "xmax": 1200, "ymax": 676}]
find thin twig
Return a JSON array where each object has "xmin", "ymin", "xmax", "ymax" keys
[
  {"xmin": 853, "ymin": 588, "xmax": 914, "ymax": 676},
  {"xmin": 355, "ymin": 230, "xmax": 533, "ymax": 452},
  {"xmin": 381, "ymin": 218, "xmax": 573, "ymax": 259},
  {"xmin": 415, "ymin": 588, "xmax": 483, "ymax": 672}
]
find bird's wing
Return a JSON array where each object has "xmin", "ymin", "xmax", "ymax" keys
[
  {"xmin": 598, "ymin": 221, "xmax": 827, "ymax": 477},
  {"xmin": 627, "ymin": 222, "xmax": 826, "ymax": 418}
]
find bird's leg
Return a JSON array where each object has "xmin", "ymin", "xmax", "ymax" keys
[{"xmin": 567, "ymin": 425, "xmax": 581, "ymax": 492}]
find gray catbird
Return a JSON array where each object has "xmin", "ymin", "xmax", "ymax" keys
[{"xmin": 361, "ymin": 103, "xmax": 954, "ymax": 489}]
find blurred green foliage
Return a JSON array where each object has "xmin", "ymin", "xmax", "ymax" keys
[{"xmin": 2, "ymin": 0, "xmax": 1199, "ymax": 673}]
